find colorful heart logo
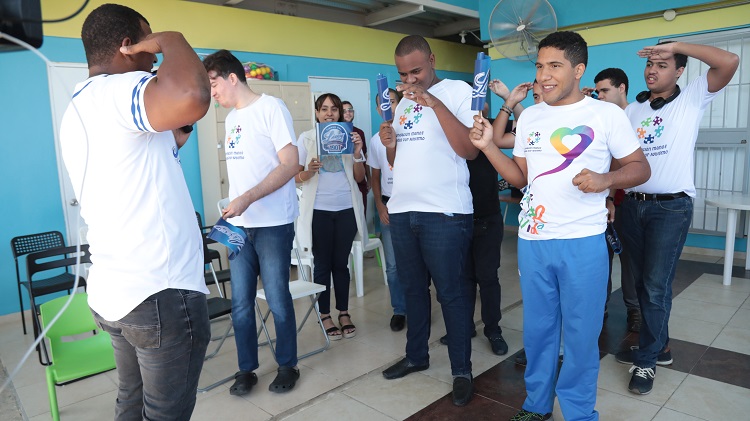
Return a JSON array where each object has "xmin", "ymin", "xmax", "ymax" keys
[{"xmin": 533, "ymin": 125, "xmax": 594, "ymax": 181}]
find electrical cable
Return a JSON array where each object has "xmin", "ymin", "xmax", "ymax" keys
[
  {"xmin": 0, "ymin": 30, "xmax": 90, "ymax": 396},
  {"xmin": 18, "ymin": 0, "xmax": 90, "ymax": 24}
]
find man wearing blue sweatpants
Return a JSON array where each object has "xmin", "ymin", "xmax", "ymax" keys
[{"xmin": 469, "ymin": 31, "xmax": 651, "ymax": 421}]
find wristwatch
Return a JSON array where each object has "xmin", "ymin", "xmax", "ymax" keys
[{"xmin": 353, "ymin": 153, "xmax": 366, "ymax": 163}]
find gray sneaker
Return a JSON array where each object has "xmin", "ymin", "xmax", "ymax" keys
[{"xmin": 628, "ymin": 365, "xmax": 655, "ymax": 395}]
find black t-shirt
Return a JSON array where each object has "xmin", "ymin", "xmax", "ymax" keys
[{"xmin": 468, "ymin": 119, "xmax": 513, "ymax": 218}]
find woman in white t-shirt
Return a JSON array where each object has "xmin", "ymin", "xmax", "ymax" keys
[{"xmin": 296, "ymin": 93, "xmax": 366, "ymax": 340}]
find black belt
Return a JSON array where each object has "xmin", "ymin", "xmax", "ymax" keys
[{"xmin": 627, "ymin": 192, "xmax": 688, "ymax": 201}]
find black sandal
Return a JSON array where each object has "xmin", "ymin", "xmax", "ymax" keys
[
  {"xmin": 321, "ymin": 315, "xmax": 342, "ymax": 341},
  {"xmin": 229, "ymin": 371, "xmax": 257, "ymax": 396},
  {"xmin": 269, "ymin": 366, "xmax": 300, "ymax": 393},
  {"xmin": 338, "ymin": 313, "xmax": 356, "ymax": 339}
]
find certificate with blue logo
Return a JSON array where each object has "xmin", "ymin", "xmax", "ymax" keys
[{"xmin": 317, "ymin": 122, "xmax": 354, "ymax": 156}]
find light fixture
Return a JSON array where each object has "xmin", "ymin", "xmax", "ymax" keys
[
  {"xmin": 459, "ymin": 31, "xmax": 467, "ymax": 44},
  {"xmin": 663, "ymin": 9, "xmax": 677, "ymax": 21}
]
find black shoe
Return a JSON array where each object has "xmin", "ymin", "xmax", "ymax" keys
[
  {"xmin": 382, "ymin": 357, "xmax": 429, "ymax": 379},
  {"xmin": 509, "ymin": 409, "xmax": 552, "ymax": 420},
  {"xmin": 627, "ymin": 309, "xmax": 642, "ymax": 333},
  {"xmin": 452, "ymin": 376, "xmax": 473, "ymax": 406},
  {"xmin": 269, "ymin": 366, "xmax": 300, "ymax": 393},
  {"xmin": 390, "ymin": 314, "xmax": 406, "ymax": 332},
  {"xmin": 628, "ymin": 365, "xmax": 655, "ymax": 395},
  {"xmin": 229, "ymin": 371, "xmax": 257, "ymax": 396},
  {"xmin": 439, "ymin": 330, "xmax": 477, "ymax": 345},
  {"xmin": 489, "ymin": 334, "xmax": 508, "ymax": 356},
  {"xmin": 615, "ymin": 346, "xmax": 673, "ymax": 366}
]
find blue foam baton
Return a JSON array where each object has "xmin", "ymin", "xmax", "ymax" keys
[
  {"xmin": 207, "ymin": 218, "xmax": 247, "ymax": 260},
  {"xmin": 471, "ymin": 52, "xmax": 491, "ymax": 112},
  {"xmin": 376, "ymin": 73, "xmax": 393, "ymax": 121}
]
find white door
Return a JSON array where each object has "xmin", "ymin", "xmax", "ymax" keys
[
  {"xmin": 47, "ymin": 62, "xmax": 89, "ymax": 245},
  {"xmin": 308, "ymin": 77, "xmax": 372, "ymax": 139}
]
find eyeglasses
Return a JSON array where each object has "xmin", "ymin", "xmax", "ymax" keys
[{"xmin": 343, "ymin": 108, "xmax": 354, "ymax": 113}]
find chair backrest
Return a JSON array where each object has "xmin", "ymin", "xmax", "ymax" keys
[
  {"xmin": 217, "ymin": 198, "xmax": 230, "ymax": 215},
  {"xmin": 26, "ymin": 245, "xmax": 91, "ymax": 282},
  {"xmin": 40, "ymin": 293, "xmax": 98, "ymax": 345},
  {"xmin": 11, "ymin": 231, "xmax": 66, "ymax": 260}
]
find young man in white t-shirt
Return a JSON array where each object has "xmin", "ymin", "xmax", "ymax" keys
[
  {"xmin": 470, "ymin": 31, "xmax": 650, "ymax": 421},
  {"xmin": 615, "ymin": 41, "xmax": 738, "ymax": 396},
  {"xmin": 60, "ymin": 5, "xmax": 211, "ymax": 419},
  {"xmin": 378, "ymin": 35, "xmax": 478, "ymax": 407},
  {"xmin": 203, "ymin": 50, "xmax": 301, "ymax": 396}
]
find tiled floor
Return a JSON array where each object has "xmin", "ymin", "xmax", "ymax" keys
[{"xmin": 1, "ymin": 229, "xmax": 749, "ymax": 420}]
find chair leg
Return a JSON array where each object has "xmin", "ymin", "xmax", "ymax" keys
[
  {"xmin": 378, "ymin": 245, "xmax": 388, "ymax": 285},
  {"xmin": 353, "ymin": 243, "xmax": 364, "ymax": 297},
  {"xmin": 46, "ymin": 367, "xmax": 60, "ymax": 421},
  {"xmin": 17, "ymin": 282, "xmax": 26, "ymax": 335},
  {"xmin": 255, "ymin": 300, "xmax": 278, "ymax": 363}
]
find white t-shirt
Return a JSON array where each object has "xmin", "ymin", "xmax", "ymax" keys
[
  {"xmin": 297, "ymin": 130, "xmax": 353, "ymax": 211},
  {"xmin": 224, "ymin": 94, "xmax": 299, "ymax": 227},
  {"xmin": 513, "ymin": 96, "xmax": 640, "ymax": 240},
  {"xmin": 387, "ymin": 79, "xmax": 474, "ymax": 214},
  {"xmin": 367, "ymin": 133, "xmax": 393, "ymax": 197},
  {"xmin": 625, "ymin": 74, "xmax": 719, "ymax": 197},
  {"xmin": 60, "ymin": 71, "xmax": 208, "ymax": 322}
]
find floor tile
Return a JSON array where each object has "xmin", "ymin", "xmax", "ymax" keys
[
  {"xmin": 651, "ymin": 408, "xmax": 708, "ymax": 421},
  {"xmin": 243, "ymin": 365, "xmax": 340, "ymax": 416},
  {"xmin": 690, "ymin": 346, "xmax": 750, "ymax": 390},
  {"xmin": 665, "ymin": 374, "xmax": 750, "ymax": 420},
  {"xmin": 691, "ymin": 273, "xmax": 750, "ymax": 293},
  {"xmin": 281, "ymin": 393, "xmax": 395, "ymax": 421},
  {"xmin": 677, "ymin": 284, "xmax": 749, "ymax": 308},
  {"xmin": 597, "ymin": 355, "xmax": 687, "ymax": 406},
  {"xmin": 726, "ymin": 307, "xmax": 750, "ymax": 329},
  {"xmin": 406, "ymin": 393, "xmax": 517, "ymax": 421},
  {"xmin": 667, "ymin": 316, "xmax": 723, "ymax": 346},
  {"xmin": 670, "ymin": 297, "xmax": 739, "ymax": 325},
  {"xmin": 191, "ymin": 388, "xmax": 272, "ymax": 421},
  {"xmin": 550, "ymin": 387, "xmax": 661, "ymax": 421},
  {"xmin": 711, "ymin": 326, "xmax": 750, "ymax": 355},
  {"xmin": 344, "ymin": 372, "xmax": 451, "ymax": 420}
]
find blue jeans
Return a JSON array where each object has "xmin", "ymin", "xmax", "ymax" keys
[
  {"xmin": 390, "ymin": 211, "xmax": 473, "ymax": 376},
  {"xmin": 230, "ymin": 223, "xmax": 297, "ymax": 371},
  {"xmin": 620, "ymin": 195, "xmax": 692, "ymax": 368},
  {"xmin": 519, "ymin": 235, "xmax": 607, "ymax": 421},
  {"xmin": 468, "ymin": 211, "xmax": 504, "ymax": 338},
  {"xmin": 92, "ymin": 288, "xmax": 210, "ymax": 421},
  {"xmin": 380, "ymin": 215, "xmax": 406, "ymax": 316}
]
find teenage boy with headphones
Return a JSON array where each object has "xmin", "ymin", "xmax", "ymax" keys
[{"xmin": 617, "ymin": 41, "xmax": 738, "ymax": 396}]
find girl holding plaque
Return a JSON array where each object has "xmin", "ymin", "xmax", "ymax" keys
[{"xmin": 296, "ymin": 93, "xmax": 366, "ymax": 340}]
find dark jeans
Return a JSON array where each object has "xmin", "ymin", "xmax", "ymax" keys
[
  {"xmin": 606, "ymin": 204, "xmax": 639, "ymax": 311},
  {"xmin": 312, "ymin": 208, "xmax": 358, "ymax": 314},
  {"xmin": 620, "ymin": 195, "xmax": 693, "ymax": 368},
  {"xmin": 230, "ymin": 223, "xmax": 297, "ymax": 371},
  {"xmin": 468, "ymin": 212, "xmax": 504, "ymax": 338},
  {"xmin": 92, "ymin": 288, "xmax": 210, "ymax": 421},
  {"xmin": 390, "ymin": 211, "xmax": 473, "ymax": 376}
]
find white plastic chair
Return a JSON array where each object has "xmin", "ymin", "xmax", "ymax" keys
[{"xmin": 350, "ymin": 205, "xmax": 387, "ymax": 297}]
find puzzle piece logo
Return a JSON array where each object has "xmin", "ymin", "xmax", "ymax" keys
[
  {"xmin": 227, "ymin": 125, "xmax": 241, "ymax": 148},
  {"xmin": 527, "ymin": 131, "xmax": 540, "ymax": 146}
]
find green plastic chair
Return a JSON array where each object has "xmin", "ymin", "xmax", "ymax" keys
[{"xmin": 40, "ymin": 293, "xmax": 116, "ymax": 421}]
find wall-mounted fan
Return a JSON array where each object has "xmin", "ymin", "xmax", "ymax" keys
[{"xmin": 488, "ymin": 0, "xmax": 557, "ymax": 62}]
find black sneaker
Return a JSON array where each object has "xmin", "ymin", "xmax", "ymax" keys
[
  {"xmin": 627, "ymin": 309, "xmax": 641, "ymax": 332},
  {"xmin": 509, "ymin": 409, "xmax": 552, "ymax": 420},
  {"xmin": 489, "ymin": 334, "xmax": 508, "ymax": 356},
  {"xmin": 390, "ymin": 314, "xmax": 406, "ymax": 332},
  {"xmin": 615, "ymin": 346, "xmax": 673, "ymax": 366},
  {"xmin": 628, "ymin": 365, "xmax": 655, "ymax": 395},
  {"xmin": 439, "ymin": 330, "xmax": 477, "ymax": 345}
]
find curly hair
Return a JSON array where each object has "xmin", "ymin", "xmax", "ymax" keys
[{"xmin": 81, "ymin": 4, "xmax": 149, "ymax": 68}]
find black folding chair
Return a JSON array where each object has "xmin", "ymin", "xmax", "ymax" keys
[
  {"xmin": 25, "ymin": 244, "xmax": 90, "ymax": 365},
  {"xmin": 11, "ymin": 231, "xmax": 80, "ymax": 335}
]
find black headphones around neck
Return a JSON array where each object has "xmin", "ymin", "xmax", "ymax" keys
[{"xmin": 636, "ymin": 85, "xmax": 681, "ymax": 110}]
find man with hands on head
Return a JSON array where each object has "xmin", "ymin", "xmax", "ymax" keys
[
  {"xmin": 60, "ymin": 4, "xmax": 212, "ymax": 420},
  {"xmin": 616, "ymin": 40, "xmax": 738, "ymax": 396},
  {"xmin": 470, "ymin": 31, "xmax": 650, "ymax": 421},
  {"xmin": 379, "ymin": 34, "xmax": 478, "ymax": 407}
]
